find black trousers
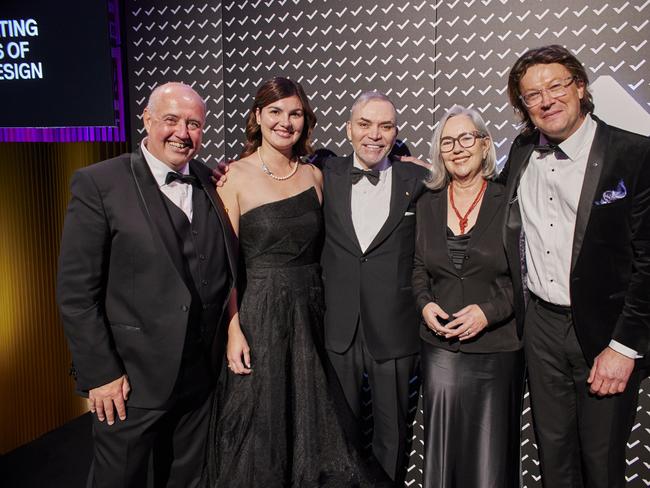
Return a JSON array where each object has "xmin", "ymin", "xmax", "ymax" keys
[
  {"xmin": 87, "ymin": 349, "xmax": 213, "ymax": 488},
  {"xmin": 87, "ymin": 389, "xmax": 212, "ymax": 488},
  {"xmin": 525, "ymin": 298, "xmax": 642, "ymax": 488},
  {"xmin": 327, "ymin": 324, "xmax": 418, "ymax": 483}
]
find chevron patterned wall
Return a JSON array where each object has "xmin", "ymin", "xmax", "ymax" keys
[{"xmin": 125, "ymin": 1, "xmax": 650, "ymax": 486}]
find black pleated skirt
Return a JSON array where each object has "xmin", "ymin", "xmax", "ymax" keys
[{"xmin": 421, "ymin": 342, "xmax": 525, "ymax": 488}]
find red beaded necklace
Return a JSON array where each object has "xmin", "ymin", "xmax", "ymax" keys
[{"xmin": 449, "ymin": 179, "xmax": 487, "ymax": 234}]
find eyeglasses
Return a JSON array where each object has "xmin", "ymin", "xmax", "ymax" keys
[
  {"xmin": 519, "ymin": 76, "xmax": 576, "ymax": 108},
  {"xmin": 440, "ymin": 131, "xmax": 486, "ymax": 153}
]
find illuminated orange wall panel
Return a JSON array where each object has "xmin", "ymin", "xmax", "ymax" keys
[{"xmin": 0, "ymin": 142, "xmax": 128, "ymax": 453}]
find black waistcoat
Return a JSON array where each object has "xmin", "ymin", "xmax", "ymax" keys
[{"xmin": 161, "ymin": 182, "xmax": 229, "ymax": 395}]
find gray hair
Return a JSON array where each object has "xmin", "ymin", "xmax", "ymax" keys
[
  {"xmin": 425, "ymin": 105, "xmax": 497, "ymax": 190},
  {"xmin": 349, "ymin": 91, "xmax": 398, "ymax": 122}
]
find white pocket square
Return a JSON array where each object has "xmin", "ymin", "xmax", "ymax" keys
[{"xmin": 404, "ymin": 211, "xmax": 415, "ymax": 216}]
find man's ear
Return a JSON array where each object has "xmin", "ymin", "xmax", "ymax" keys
[{"xmin": 142, "ymin": 108, "xmax": 152, "ymax": 134}]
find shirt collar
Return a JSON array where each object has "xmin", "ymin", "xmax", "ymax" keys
[
  {"xmin": 141, "ymin": 138, "xmax": 190, "ymax": 187},
  {"xmin": 352, "ymin": 153, "xmax": 392, "ymax": 172},
  {"xmin": 538, "ymin": 114, "xmax": 596, "ymax": 162}
]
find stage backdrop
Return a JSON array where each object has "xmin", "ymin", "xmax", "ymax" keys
[{"xmin": 124, "ymin": 0, "xmax": 649, "ymax": 486}]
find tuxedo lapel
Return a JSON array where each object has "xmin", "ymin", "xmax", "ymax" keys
[
  {"xmin": 327, "ymin": 156, "xmax": 362, "ymax": 253},
  {"xmin": 503, "ymin": 141, "xmax": 535, "ymax": 249},
  {"xmin": 129, "ymin": 151, "xmax": 186, "ymax": 281},
  {"xmin": 191, "ymin": 160, "xmax": 238, "ymax": 278},
  {"xmin": 571, "ymin": 122, "xmax": 607, "ymax": 271},
  {"xmin": 365, "ymin": 161, "xmax": 418, "ymax": 254},
  {"xmin": 506, "ymin": 143, "xmax": 535, "ymax": 203}
]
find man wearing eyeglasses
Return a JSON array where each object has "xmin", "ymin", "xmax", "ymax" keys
[{"xmin": 500, "ymin": 44, "xmax": 650, "ymax": 487}]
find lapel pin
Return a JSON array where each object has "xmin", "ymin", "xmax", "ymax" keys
[{"xmin": 406, "ymin": 191, "xmax": 410, "ymax": 196}]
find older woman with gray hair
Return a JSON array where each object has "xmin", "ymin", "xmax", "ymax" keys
[{"xmin": 412, "ymin": 105, "xmax": 524, "ymax": 488}]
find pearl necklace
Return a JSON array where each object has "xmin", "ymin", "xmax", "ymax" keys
[{"xmin": 257, "ymin": 147, "xmax": 299, "ymax": 181}]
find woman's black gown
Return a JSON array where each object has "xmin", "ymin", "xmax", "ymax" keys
[{"xmin": 202, "ymin": 187, "xmax": 386, "ymax": 488}]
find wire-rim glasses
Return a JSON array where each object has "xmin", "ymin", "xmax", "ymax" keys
[{"xmin": 519, "ymin": 76, "xmax": 576, "ymax": 108}]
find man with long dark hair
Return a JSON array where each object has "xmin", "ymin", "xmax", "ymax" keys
[{"xmin": 500, "ymin": 45, "xmax": 650, "ymax": 487}]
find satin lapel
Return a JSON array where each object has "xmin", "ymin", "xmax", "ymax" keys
[
  {"xmin": 506, "ymin": 143, "xmax": 535, "ymax": 203},
  {"xmin": 191, "ymin": 160, "xmax": 238, "ymax": 279},
  {"xmin": 466, "ymin": 182, "xmax": 504, "ymax": 251},
  {"xmin": 129, "ymin": 151, "xmax": 186, "ymax": 280},
  {"xmin": 503, "ymin": 142, "xmax": 534, "ymax": 249},
  {"xmin": 365, "ymin": 161, "xmax": 417, "ymax": 254},
  {"xmin": 571, "ymin": 123, "xmax": 607, "ymax": 271},
  {"xmin": 327, "ymin": 156, "xmax": 362, "ymax": 252}
]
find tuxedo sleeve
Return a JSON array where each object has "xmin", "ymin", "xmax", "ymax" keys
[
  {"xmin": 612, "ymin": 142, "xmax": 650, "ymax": 355},
  {"xmin": 57, "ymin": 170, "xmax": 123, "ymax": 392},
  {"xmin": 412, "ymin": 197, "xmax": 435, "ymax": 315}
]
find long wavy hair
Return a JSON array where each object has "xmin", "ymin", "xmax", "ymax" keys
[
  {"xmin": 239, "ymin": 77, "xmax": 317, "ymax": 159},
  {"xmin": 508, "ymin": 44, "xmax": 594, "ymax": 134}
]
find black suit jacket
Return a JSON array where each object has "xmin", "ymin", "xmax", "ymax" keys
[
  {"xmin": 321, "ymin": 156, "xmax": 428, "ymax": 361},
  {"xmin": 500, "ymin": 117, "xmax": 650, "ymax": 365},
  {"xmin": 412, "ymin": 181, "xmax": 521, "ymax": 353},
  {"xmin": 57, "ymin": 150, "xmax": 238, "ymax": 408}
]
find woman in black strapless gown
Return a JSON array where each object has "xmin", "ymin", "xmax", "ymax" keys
[{"xmin": 201, "ymin": 78, "xmax": 388, "ymax": 487}]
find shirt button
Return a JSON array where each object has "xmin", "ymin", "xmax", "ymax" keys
[
  {"xmin": 546, "ymin": 251, "xmax": 550, "ymax": 254},
  {"xmin": 202, "ymin": 279, "xmax": 208, "ymax": 286},
  {"xmin": 181, "ymin": 305, "xmax": 189, "ymax": 312},
  {"xmin": 361, "ymin": 257, "xmax": 368, "ymax": 262},
  {"xmin": 200, "ymin": 254, "xmax": 206, "ymax": 260},
  {"xmin": 549, "ymin": 197, "xmax": 553, "ymax": 201}
]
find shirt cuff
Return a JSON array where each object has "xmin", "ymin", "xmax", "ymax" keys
[{"xmin": 609, "ymin": 340, "xmax": 643, "ymax": 359}]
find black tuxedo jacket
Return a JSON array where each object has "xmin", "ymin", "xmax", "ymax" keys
[
  {"xmin": 57, "ymin": 150, "xmax": 238, "ymax": 408},
  {"xmin": 412, "ymin": 181, "xmax": 521, "ymax": 353},
  {"xmin": 321, "ymin": 156, "xmax": 428, "ymax": 361},
  {"xmin": 500, "ymin": 117, "xmax": 650, "ymax": 365}
]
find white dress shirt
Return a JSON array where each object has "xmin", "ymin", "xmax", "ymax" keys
[
  {"xmin": 519, "ymin": 115, "xmax": 638, "ymax": 358},
  {"xmin": 351, "ymin": 155, "xmax": 392, "ymax": 252},
  {"xmin": 141, "ymin": 139, "xmax": 194, "ymax": 221}
]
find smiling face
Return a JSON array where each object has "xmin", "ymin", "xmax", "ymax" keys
[
  {"xmin": 346, "ymin": 99, "xmax": 398, "ymax": 169},
  {"xmin": 519, "ymin": 62, "xmax": 586, "ymax": 143},
  {"xmin": 142, "ymin": 84, "xmax": 205, "ymax": 171},
  {"xmin": 255, "ymin": 95, "xmax": 305, "ymax": 156},
  {"xmin": 440, "ymin": 115, "xmax": 490, "ymax": 182}
]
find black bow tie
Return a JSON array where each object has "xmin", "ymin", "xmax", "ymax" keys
[
  {"xmin": 165, "ymin": 171, "xmax": 197, "ymax": 185},
  {"xmin": 350, "ymin": 167, "xmax": 380, "ymax": 186},
  {"xmin": 534, "ymin": 143, "xmax": 565, "ymax": 158}
]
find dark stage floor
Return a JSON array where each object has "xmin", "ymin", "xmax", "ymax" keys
[{"xmin": 0, "ymin": 414, "xmax": 92, "ymax": 488}]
